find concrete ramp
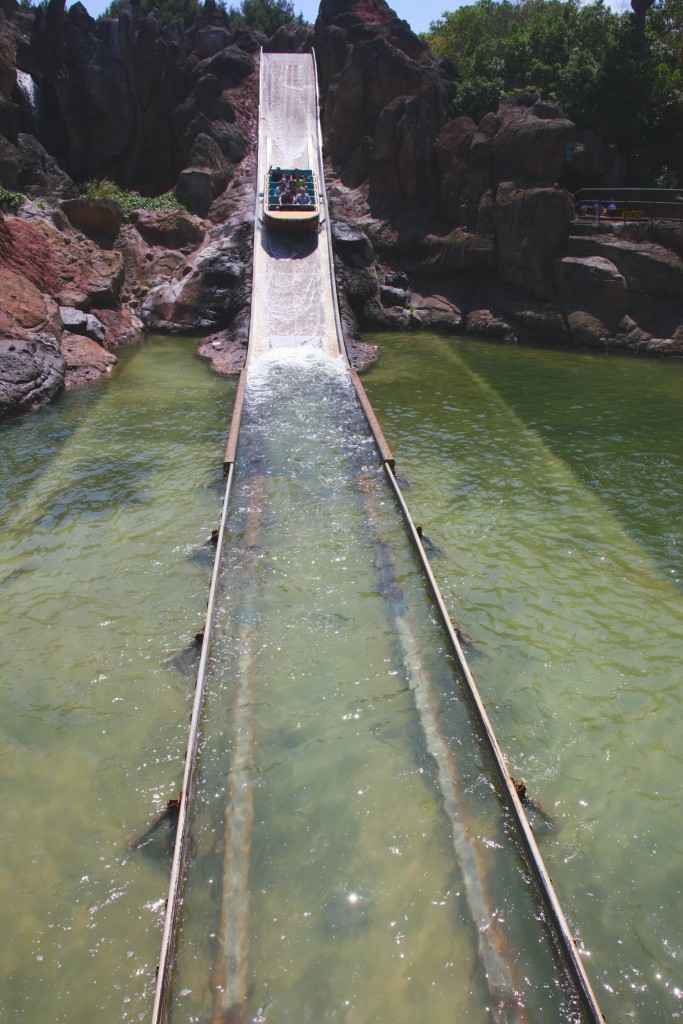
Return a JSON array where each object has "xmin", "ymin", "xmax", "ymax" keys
[{"xmin": 248, "ymin": 53, "xmax": 343, "ymax": 363}]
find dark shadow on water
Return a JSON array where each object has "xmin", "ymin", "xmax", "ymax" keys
[
  {"xmin": 187, "ymin": 529, "xmax": 219, "ymax": 568},
  {"xmin": 260, "ymin": 230, "xmax": 318, "ymax": 260},
  {"xmin": 164, "ymin": 631, "xmax": 204, "ymax": 677},
  {"xmin": 127, "ymin": 799, "xmax": 180, "ymax": 862}
]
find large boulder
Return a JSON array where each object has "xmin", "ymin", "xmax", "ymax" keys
[
  {"xmin": 60, "ymin": 330, "xmax": 117, "ymax": 386},
  {"xmin": 141, "ymin": 238, "xmax": 249, "ymax": 332},
  {"xmin": 596, "ymin": 238, "xmax": 683, "ymax": 300},
  {"xmin": 410, "ymin": 292, "xmax": 463, "ymax": 331},
  {"xmin": 566, "ymin": 309, "xmax": 610, "ymax": 350},
  {"xmin": 417, "ymin": 228, "xmax": 496, "ymax": 276},
  {"xmin": 16, "ymin": 134, "xmax": 78, "ymax": 199},
  {"xmin": 555, "ymin": 255, "xmax": 628, "ymax": 309},
  {"xmin": 331, "ymin": 221, "xmax": 374, "ymax": 267},
  {"xmin": 0, "ymin": 262, "xmax": 62, "ymax": 341},
  {"xmin": 59, "ymin": 305, "xmax": 106, "ymax": 344},
  {"xmin": 131, "ymin": 209, "xmax": 206, "ymax": 250},
  {"xmin": 494, "ymin": 98, "xmax": 575, "ymax": 185},
  {"xmin": 466, "ymin": 308, "xmax": 517, "ymax": 342},
  {"xmin": 0, "ymin": 332, "xmax": 65, "ymax": 418},
  {"xmin": 494, "ymin": 182, "xmax": 573, "ymax": 299},
  {"xmin": 0, "ymin": 212, "xmax": 124, "ymax": 309},
  {"xmin": 60, "ymin": 198, "xmax": 123, "ymax": 240},
  {"xmin": 0, "ymin": 135, "xmax": 18, "ymax": 187}
]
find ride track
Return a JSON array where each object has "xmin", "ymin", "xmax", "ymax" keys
[{"xmin": 150, "ymin": 51, "xmax": 606, "ymax": 1024}]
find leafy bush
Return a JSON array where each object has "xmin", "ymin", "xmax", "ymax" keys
[
  {"xmin": 102, "ymin": 0, "xmax": 306, "ymax": 31},
  {"xmin": 82, "ymin": 179, "xmax": 190, "ymax": 217},
  {"xmin": 424, "ymin": 0, "xmax": 683, "ymax": 184},
  {"xmin": 0, "ymin": 186, "xmax": 27, "ymax": 212}
]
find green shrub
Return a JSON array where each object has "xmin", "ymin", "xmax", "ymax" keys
[
  {"xmin": 0, "ymin": 186, "xmax": 27, "ymax": 212},
  {"xmin": 82, "ymin": 179, "xmax": 190, "ymax": 217}
]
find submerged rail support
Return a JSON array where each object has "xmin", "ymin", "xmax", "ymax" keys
[
  {"xmin": 382, "ymin": 463, "xmax": 606, "ymax": 1024},
  {"xmin": 151, "ymin": 378, "xmax": 248, "ymax": 1024},
  {"xmin": 342, "ymin": 362, "xmax": 604, "ymax": 1023}
]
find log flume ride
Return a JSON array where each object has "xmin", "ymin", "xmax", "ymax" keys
[{"xmin": 149, "ymin": 51, "xmax": 606, "ymax": 1024}]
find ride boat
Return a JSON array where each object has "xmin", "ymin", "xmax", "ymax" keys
[{"xmin": 264, "ymin": 167, "xmax": 319, "ymax": 231}]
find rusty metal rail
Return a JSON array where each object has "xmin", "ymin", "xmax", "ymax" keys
[
  {"xmin": 150, "ymin": 47, "xmax": 606, "ymax": 1024},
  {"xmin": 349, "ymin": 370, "xmax": 606, "ymax": 1024}
]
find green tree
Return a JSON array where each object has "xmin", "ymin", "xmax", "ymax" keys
[
  {"xmin": 228, "ymin": 0, "xmax": 305, "ymax": 33},
  {"xmin": 424, "ymin": 0, "xmax": 683, "ymax": 183},
  {"xmin": 103, "ymin": 0, "xmax": 201, "ymax": 26}
]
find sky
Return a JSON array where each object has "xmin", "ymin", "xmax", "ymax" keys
[
  {"xmin": 73, "ymin": 0, "xmax": 629, "ymax": 38},
  {"xmin": 72, "ymin": 0, "xmax": 464, "ymax": 36}
]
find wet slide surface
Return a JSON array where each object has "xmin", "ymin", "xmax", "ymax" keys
[
  {"xmin": 162, "ymin": 54, "xmax": 596, "ymax": 1024},
  {"xmin": 249, "ymin": 54, "xmax": 341, "ymax": 362}
]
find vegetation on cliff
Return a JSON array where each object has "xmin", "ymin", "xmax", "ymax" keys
[
  {"xmin": 102, "ymin": 0, "xmax": 306, "ymax": 31},
  {"xmin": 425, "ymin": 0, "xmax": 683, "ymax": 184},
  {"xmin": 82, "ymin": 179, "xmax": 189, "ymax": 217}
]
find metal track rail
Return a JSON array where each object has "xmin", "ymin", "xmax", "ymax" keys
[
  {"xmin": 348, "ymin": 372, "xmax": 606, "ymax": 1024},
  {"xmin": 150, "ymin": 382, "xmax": 248, "ymax": 1024},
  {"xmin": 150, "ymin": 47, "xmax": 606, "ymax": 1024}
]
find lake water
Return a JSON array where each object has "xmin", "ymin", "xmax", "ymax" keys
[
  {"xmin": 362, "ymin": 334, "xmax": 683, "ymax": 1024},
  {"xmin": 0, "ymin": 333, "xmax": 680, "ymax": 1024}
]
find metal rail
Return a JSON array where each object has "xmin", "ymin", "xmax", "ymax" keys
[
  {"xmin": 150, "ymin": 213, "xmax": 254, "ymax": 1024},
  {"xmin": 346, "ymin": 372, "xmax": 606, "ymax": 1024},
  {"xmin": 311, "ymin": 47, "xmax": 349, "ymax": 367},
  {"xmin": 150, "ymin": 460, "xmax": 236, "ymax": 1024},
  {"xmin": 212, "ymin": 474, "xmax": 265, "ymax": 1024},
  {"xmin": 150, "ymin": 46, "xmax": 606, "ymax": 1024},
  {"xmin": 358, "ymin": 473, "xmax": 528, "ymax": 1024}
]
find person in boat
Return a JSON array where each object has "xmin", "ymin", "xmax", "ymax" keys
[
  {"xmin": 292, "ymin": 169, "xmax": 305, "ymax": 191},
  {"xmin": 280, "ymin": 189, "xmax": 296, "ymax": 207},
  {"xmin": 271, "ymin": 166, "xmax": 283, "ymax": 183},
  {"xmin": 295, "ymin": 186, "xmax": 311, "ymax": 206}
]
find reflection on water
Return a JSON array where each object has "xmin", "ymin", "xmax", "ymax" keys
[
  {"xmin": 362, "ymin": 333, "xmax": 683, "ymax": 1024},
  {"xmin": 0, "ymin": 338, "xmax": 231, "ymax": 1023}
]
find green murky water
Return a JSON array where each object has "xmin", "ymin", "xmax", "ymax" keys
[
  {"xmin": 362, "ymin": 334, "xmax": 683, "ymax": 1024},
  {"xmin": 0, "ymin": 338, "xmax": 232, "ymax": 1022},
  {"xmin": 167, "ymin": 350, "xmax": 583, "ymax": 1024},
  {"xmin": 0, "ymin": 333, "xmax": 681, "ymax": 1024}
]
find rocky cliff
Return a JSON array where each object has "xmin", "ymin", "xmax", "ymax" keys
[{"xmin": 0, "ymin": 0, "xmax": 681, "ymax": 419}]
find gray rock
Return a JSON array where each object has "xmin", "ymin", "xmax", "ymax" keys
[
  {"xmin": 555, "ymin": 256, "xmax": 628, "ymax": 309},
  {"xmin": 566, "ymin": 310, "xmax": 610, "ymax": 350},
  {"xmin": 59, "ymin": 307, "xmax": 106, "ymax": 345},
  {"xmin": 0, "ymin": 333, "xmax": 65, "ymax": 419},
  {"xmin": 332, "ymin": 222, "xmax": 374, "ymax": 267},
  {"xmin": 384, "ymin": 270, "xmax": 409, "ymax": 288},
  {"xmin": 60, "ymin": 198, "xmax": 123, "ymax": 240},
  {"xmin": 466, "ymin": 308, "xmax": 517, "ymax": 342},
  {"xmin": 17, "ymin": 135, "xmax": 78, "ymax": 200},
  {"xmin": 0, "ymin": 137, "xmax": 19, "ymax": 189},
  {"xmin": 196, "ymin": 28, "xmax": 231, "ymax": 59},
  {"xmin": 380, "ymin": 284, "xmax": 409, "ymax": 307}
]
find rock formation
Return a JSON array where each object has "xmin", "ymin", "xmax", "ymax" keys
[{"xmin": 0, "ymin": 0, "xmax": 682, "ymax": 419}]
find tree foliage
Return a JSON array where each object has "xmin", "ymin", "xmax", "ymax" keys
[
  {"xmin": 227, "ymin": 0, "xmax": 305, "ymax": 34},
  {"xmin": 101, "ymin": 0, "xmax": 305, "ymax": 32},
  {"xmin": 424, "ymin": 0, "xmax": 683, "ymax": 183}
]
